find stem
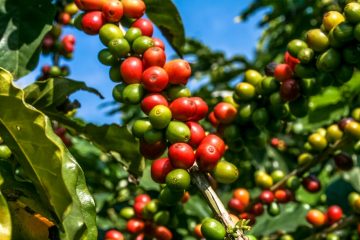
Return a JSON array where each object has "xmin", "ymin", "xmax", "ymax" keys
[{"xmin": 190, "ymin": 165, "xmax": 248, "ymax": 240}]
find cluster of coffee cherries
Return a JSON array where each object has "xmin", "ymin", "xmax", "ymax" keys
[
  {"xmin": 42, "ymin": 25, "xmax": 76, "ymax": 60},
  {"xmin": 306, "ymin": 205, "xmax": 343, "ymax": 228},
  {"xmin": 57, "ymin": 2, "xmax": 79, "ymax": 25},
  {"xmin": 37, "ymin": 64, "xmax": 71, "ymax": 81}
]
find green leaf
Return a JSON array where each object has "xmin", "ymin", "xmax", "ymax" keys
[
  {"xmin": 0, "ymin": 68, "xmax": 97, "ymax": 239},
  {"xmin": 0, "ymin": 175, "xmax": 11, "ymax": 240},
  {"xmin": 183, "ymin": 195, "xmax": 211, "ymax": 220},
  {"xmin": 249, "ymin": 202, "xmax": 311, "ymax": 236},
  {"xmin": 24, "ymin": 77, "xmax": 104, "ymax": 109},
  {"xmin": 0, "ymin": 0, "xmax": 56, "ymax": 79},
  {"xmin": 145, "ymin": 0, "xmax": 185, "ymax": 56},
  {"xmin": 343, "ymin": 167, "xmax": 360, "ymax": 192},
  {"xmin": 139, "ymin": 165, "xmax": 160, "ymax": 191}
]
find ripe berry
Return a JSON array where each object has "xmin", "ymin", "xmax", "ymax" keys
[
  {"xmin": 306, "ymin": 209, "xmax": 327, "ymax": 227},
  {"xmin": 120, "ymin": 57, "xmax": 143, "ymax": 84},
  {"xmin": 58, "ymin": 12, "xmax": 71, "ymax": 25},
  {"xmin": 239, "ymin": 212, "xmax": 256, "ymax": 225},
  {"xmin": 190, "ymin": 97, "xmax": 209, "ymax": 121},
  {"xmin": 122, "ymin": 0, "xmax": 146, "ymax": 18},
  {"xmin": 152, "ymin": 37, "xmax": 165, "ymax": 50},
  {"xmin": 280, "ymin": 78, "xmax": 300, "ymax": 102},
  {"xmin": 200, "ymin": 134, "xmax": 226, "ymax": 156},
  {"xmin": 326, "ymin": 205, "xmax": 343, "ymax": 223},
  {"xmin": 132, "ymin": 18, "xmax": 154, "ymax": 37},
  {"xmin": 334, "ymin": 153, "xmax": 354, "ymax": 171},
  {"xmin": 141, "ymin": 93, "xmax": 168, "ymax": 115},
  {"xmin": 228, "ymin": 198, "xmax": 245, "ymax": 213},
  {"xmin": 208, "ymin": 112, "xmax": 220, "ymax": 127},
  {"xmin": 79, "ymin": 0, "xmax": 107, "ymax": 11},
  {"xmin": 186, "ymin": 121, "xmax": 206, "ymax": 148},
  {"xmin": 127, "ymin": 218, "xmax": 145, "ymax": 233},
  {"xmin": 104, "ymin": 229, "xmax": 124, "ymax": 240},
  {"xmin": 143, "ymin": 47, "xmax": 166, "ymax": 68},
  {"xmin": 233, "ymin": 188, "xmax": 250, "ymax": 207},
  {"xmin": 251, "ymin": 203, "xmax": 264, "ymax": 216},
  {"xmin": 338, "ymin": 117, "xmax": 353, "ymax": 131},
  {"xmin": 259, "ymin": 190, "xmax": 275, "ymax": 204},
  {"xmin": 196, "ymin": 144, "xmax": 222, "ymax": 171},
  {"xmin": 274, "ymin": 189, "xmax": 291, "ymax": 203},
  {"xmin": 274, "ymin": 64, "xmax": 293, "ymax": 81},
  {"xmin": 154, "ymin": 226, "xmax": 172, "ymax": 240},
  {"xmin": 169, "ymin": 97, "xmax": 197, "ymax": 121},
  {"xmin": 102, "ymin": 0, "xmax": 123, "ymax": 22},
  {"xmin": 302, "ymin": 175, "xmax": 322, "ymax": 193},
  {"xmin": 81, "ymin": 11, "xmax": 105, "ymax": 35},
  {"xmin": 134, "ymin": 194, "xmax": 151, "ymax": 204},
  {"xmin": 213, "ymin": 102, "xmax": 237, "ymax": 124},
  {"xmin": 151, "ymin": 158, "xmax": 173, "ymax": 183},
  {"xmin": 168, "ymin": 143, "xmax": 195, "ymax": 169},
  {"xmin": 164, "ymin": 59, "xmax": 192, "ymax": 85},
  {"xmin": 139, "ymin": 140, "xmax": 167, "ymax": 160},
  {"xmin": 142, "ymin": 66, "xmax": 169, "ymax": 92},
  {"xmin": 133, "ymin": 201, "xmax": 146, "ymax": 218}
]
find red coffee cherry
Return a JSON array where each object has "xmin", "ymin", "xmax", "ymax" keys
[
  {"xmin": 259, "ymin": 190, "xmax": 275, "ymax": 204},
  {"xmin": 134, "ymin": 194, "xmax": 151, "ymax": 204},
  {"xmin": 284, "ymin": 51, "xmax": 300, "ymax": 70},
  {"xmin": 213, "ymin": 102, "xmax": 237, "ymax": 124},
  {"xmin": 338, "ymin": 118, "xmax": 353, "ymax": 131},
  {"xmin": 280, "ymin": 78, "xmax": 300, "ymax": 102},
  {"xmin": 208, "ymin": 111, "xmax": 220, "ymax": 127},
  {"xmin": 169, "ymin": 97, "xmax": 197, "ymax": 121},
  {"xmin": 274, "ymin": 189, "xmax": 291, "ymax": 203},
  {"xmin": 81, "ymin": 11, "xmax": 105, "ymax": 35},
  {"xmin": 122, "ymin": 0, "xmax": 146, "ymax": 18},
  {"xmin": 127, "ymin": 218, "xmax": 145, "ymax": 234},
  {"xmin": 74, "ymin": 0, "xmax": 84, "ymax": 9},
  {"xmin": 228, "ymin": 198, "xmax": 246, "ymax": 213},
  {"xmin": 142, "ymin": 66, "xmax": 169, "ymax": 92},
  {"xmin": 164, "ymin": 59, "xmax": 191, "ymax": 85},
  {"xmin": 302, "ymin": 175, "xmax": 321, "ymax": 193},
  {"xmin": 196, "ymin": 144, "xmax": 222, "ymax": 171},
  {"xmin": 334, "ymin": 153, "xmax": 354, "ymax": 171},
  {"xmin": 143, "ymin": 47, "xmax": 166, "ymax": 68},
  {"xmin": 190, "ymin": 97, "xmax": 209, "ymax": 121},
  {"xmin": 141, "ymin": 93, "xmax": 168, "ymax": 115},
  {"xmin": 306, "ymin": 209, "xmax": 327, "ymax": 227},
  {"xmin": 133, "ymin": 201, "xmax": 146, "ymax": 218},
  {"xmin": 120, "ymin": 57, "xmax": 143, "ymax": 84},
  {"xmin": 326, "ymin": 205, "xmax": 343, "ymax": 223},
  {"xmin": 151, "ymin": 158, "xmax": 173, "ymax": 183},
  {"xmin": 79, "ymin": 0, "xmax": 107, "ymax": 11},
  {"xmin": 58, "ymin": 12, "xmax": 71, "ymax": 25},
  {"xmin": 140, "ymin": 140, "xmax": 167, "ymax": 160},
  {"xmin": 132, "ymin": 18, "xmax": 154, "ymax": 37},
  {"xmin": 42, "ymin": 34, "xmax": 55, "ymax": 51},
  {"xmin": 181, "ymin": 191, "xmax": 190, "ymax": 203},
  {"xmin": 251, "ymin": 203, "xmax": 264, "ymax": 216},
  {"xmin": 274, "ymin": 63, "xmax": 293, "ymax": 82},
  {"xmin": 168, "ymin": 143, "xmax": 195, "ymax": 169},
  {"xmin": 104, "ymin": 230, "xmax": 124, "ymax": 240},
  {"xmin": 41, "ymin": 65, "xmax": 51, "ymax": 75},
  {"xmin": 186, "ymin": 121, "xmax": 206, "ymax": 148},
  {"xmin": 239, "ymin": 212, "xmax": 256, "ymax": 225},
  {"xmin": 152, "ymin": 38, "xmax": 165, "ymax": 50},
  {"xmin": 154, "ymin": 226, "xmax": 173, "ymax": 240},
  {"xmin": 102, "ymin": 0, "xmax": 124, "ymax": 23},
  {"xmin": 200, "ymin": 134, "xmax": 226, "ymax": 156}
]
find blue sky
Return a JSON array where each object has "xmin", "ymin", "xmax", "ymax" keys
[{"xmin": 18, "ymin": 0, "xmax": 265, "ymax": 124}]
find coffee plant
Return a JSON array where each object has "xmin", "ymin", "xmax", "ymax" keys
[{"xmin": 1, "ymin": 0, "xmax": 360, "ymax": 239}]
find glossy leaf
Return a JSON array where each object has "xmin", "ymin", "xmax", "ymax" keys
[
  {"xmin": 0, "ymin": 0, "xmax": 55, "ymax": 79},
  {"xmin": 0, "ymin": 68, "xmax": 97, "ymax": 239},
  {"xmin": 145, "ymin": 0, "xmax": 185, "ymax": 56}
]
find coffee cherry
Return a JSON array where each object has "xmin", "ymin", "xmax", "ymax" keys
[
  {"xmin": 316, "ymin": 48, "xmax": 341, "ymax": 72},
  {"xmin": 164, "ymin": 59, "xmax": 192, "ymax": 85},
  {"xmin": 141, "ymin": 93, "xmax": 168, "ymax": 115},
  {"xmin": 186, "ymin": 121, "xmax": 205, "ymax": 148},
  {"xmin": 104, "ymin": 229, "xmax": 124, "ymax": 240},
  {"xmin": 345, "ymin": 2, "xmax": 360, "ymax": 23},
  {"xmin": 268, "ymin": 202, "xmax": 281, "ymax": 216},
  {"xmin": 108, "ymin": 38, "xmax": 130, "ymax": 57},
  {"xmin": 140, "ymin": 140, "xmax": 166, "ymax": 160},
  {"xmin": 280, "ymin": 79, "xmax": 300, "ymax": 102},
  {"xmin": 228, "ymin": 198, "xmax": 245, "ymax": 213},
  {"xmin": 190, "ymin": 97, "xmax": 209, "ymax": 121},
  {"xmin": 326, "ymin": 124, "xmax": 343, "ymax": 142},
  {"xmin": 166, "ymin": 121, "xmax": 191, "ymax": 143},
  {"xmin": 154, "ymin": 210, "xmax": 170, "ymax": 225},
  {"xmin": 143, "ymin": 47, "xmax": 166, "ymax": 68},
  {"xmin": 64, "ymin": 2, "xmax": 79, "ymax": 15},
  {"xmin": 132, "ymin": 118, "xmax": 152, "ymax": 138},
  {"xmin": 169, "ymin": 97, "xmax": 197, "ymax": 121},
  {"xmin": 151, "ymin": 158, "xmax": 173, "ymax": 183},
  {"xmin": 0, "ymin": 145, "xmax": 12, "ymax": 159},
  {"xmin": 235, "ymin": 82, "xmax": 256, "ymax": 101},
  {"xmin": 120, "ymin": 57, "xmax": 143, "ymax": 84},
  {"xmin": 133, "ymin": 201, "xmax": 146, "ymax": 218},
  {"xmin": 194, "ymin": 224, "xmax": 203, "ymax": 238},
  {"xmin": 149, "ymin": 105, "xmax": 172, "ymax": 129},
  {"xmin": 122, "ymin": 0, "xmax": 146, "ymax": 18},
  {"xmin": 132, "ymin": 18, "xmax": 154, "ymax": 37},
  {"xmin": 302, "ymin": 175, "xmax": 321, "ymax": 193},
  {"xmin": 298, "ymin": 152, "xmax": 314, "ymax": 166},
  {"xmin": 306, "ymin": 209, "xmax": 327, "ymax": 227},
  {"xmin": 233, "ymin": 188, "xmax": 250, "ymax": 207},
  {"xmin": 103, "ymin": 0, "xmax": 124, "ymax": 22},
  {"xmin": 274, "ymin": 189, "xmax": 291, "ymax": 203},
  {"xmin": 122, "ymin": 83, "xmax": 144, "ymax": 104},
  {"xmin": 81, "ymin": 11, "xmax": 105, "ymax": 35},
  {"xmin": 132, "ymin": 36, "xmax": 154, "ymax": 54},
  {"xmin": 284, "ymin": 51, "xmax": 300, "ymax": 70},
  {"xmin": 159, "ymin": 187, "xmax": 184, "ymax": 205},
  {"xmin": 142, "ymin": 66, "xmax": 169, "ymax": 92},
  {"xmin": 79, "ymin": 0, "xmax": 108, "ymax": 11},
  {"xmin": 255, "ymin": 172, "xmax": 273, "ymax": 189},
  {"xmin": 345, "ymin": 121, "xmax": 360, "ymax": 138},
  {"xmin": 308, "ymin": 133, "xmax": 328, "ymax": 151},
  {"xmin": 98, "ymin": 49, "xmax": 116, "ymax": 66},
  {"xmin": 125, "ymin": 27, "xmax": 142, "ymax": 43},
  {"xmin": 298, "ymin": 48, "xmax": 314, "ymax": 64},
  {"xmin": 306, "ymin": 29, "xmax": 329, "ymax": 52},
  {"xmin": 326, "ymin": 205, "xmax": 343, "ymax": 223},
  {"xmin": 334, "ymin": 153, "xmax": 354, "ymax": 171},
  {"xmin": 127, "ymin": 218, "xmax": 145, "ymax": 233},
  {"xmin": 144, "ymin": 129, "xmax": 163, "ymax": 144},
  {"xmin": 200, "ymin": 134, "xmax": 226, "ymax": 156},
  {"xmin": 154, "ymin": 226, "xmax": 172, "ymax": 240},
  {"xmin": 252, "ymin": 203, "xmax": 264, "ymax": 216},
  {"xmin": 99, "ymin": 23, "xmax": 124, "ymax": 46},
  {"xmin": 168, "ymin": 143, "xmax": 195, "ymax": 169},
  {"xmin": 196, "ymin": 144, "xmax": 222, "ymax": 171},
  {"xmin": 287, "ymin": 39, "xmax": 308, "ymax": 57},
  {"xmin": 167, "ymin": 85, "xmax": 191, "ymax": 101},
  {"xmin": 201, "ymin": 218, "xmax": 226, "ymax": 240},
  {"xmin": 213, "ymin": 102, "xmax": 237, "ymax": 124},
  {"xmin": 323, "ymin": 11, "xmax": 345, "ymax": 31},
  {"xmin": 152, "ymin": 37, "xmax": 165, "ymax": 50},
  {"xmin": 252, "ymin": 108, "xmax": 269, "ymax": 127},
  {"xmin": 165, "ymin": 169, "xmax": 191, "ymax": 191},
  {"xmin": 212, "ymin": 160, "xmax": 239, "ymax": 184},
  {"xmin": 259, "ymin": 190, "xmax": 275, "ymax": 204},
  {"xmin": 208, "ymin": 112, "xmax": 220, "ymax": 127},
  {"xmin": 239, "ymin": 212, "xmax": 256, "ymax": 225},
  {"xmin": 265, "ymin": 62, "xmax": 278, "ymax": 76}
]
